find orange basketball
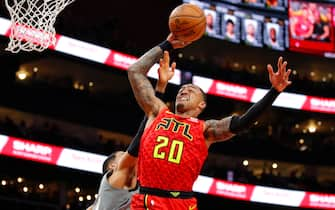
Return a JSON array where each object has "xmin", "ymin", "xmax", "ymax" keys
[{"xmin": 168, "ymin": 3, "xmax": 206, "ymax": 42}]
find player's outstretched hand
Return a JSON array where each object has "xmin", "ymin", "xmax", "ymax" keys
[
  {"xmin": 158, "ymin": 51, "xmax": 175, "ymax": 84},
  {"xmin": 267, "ymin": 56, "xmax": 292, "ymax": 92},
  {"xmin": 167, "ymin": 33, "xmax": 192, "ymax": 49}
]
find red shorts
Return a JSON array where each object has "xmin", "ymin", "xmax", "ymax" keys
[{"xmin": 131, "ymin": 193, "xmax": 198, "ymax": 210}]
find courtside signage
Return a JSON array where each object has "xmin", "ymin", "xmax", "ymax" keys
[
  {"xmin": 209, "ymin": 179, "xmax": 254, "ymax": 200},
  {"xmin": 301, "ymin": 193, "xmax": 335, "ymax": 209},
  {"xmin": 1, "ymin": 136, "xmax": 62, "ymax": 164},
  {"xmin": 250, "ymin": 186, "xmax": 305, "ymax": 206}
]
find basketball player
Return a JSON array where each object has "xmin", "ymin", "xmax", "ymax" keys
[
  {"xmin": 225, "ymin": 19, "xmax": 236, "ymax": 40},
  {"xmin": 268, "ymin": 27, "xmax": 280, "ymax": 49},
  {"xmin": 128, "ymin": 33, "xmax": 292, "ymax": 210},
  {"xmin": 87, "ymin": 61, "xmax": 174, "ymax": 210}
]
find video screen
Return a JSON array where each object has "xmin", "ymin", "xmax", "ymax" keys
[
  {"xmin": 219, "ymin": 0, "xmax": 242, "ymax": 4},
  {"xmin": 242, "ymin": 0, "xmax": 264, "ymax": 8},
  {"xmin": 241, "ymin": 16, "xmax": 264, "ymax": 47},
  {"xmin": 222, "ymin": 13, "xmax": 241, "ymax": 43},
  {"xmin": 265, "ymin": 0, "xmax": 287, "ymax": 11},
  {"xmin": 288, "ymin": 0, "xmax": 334, "ymax": 53},
  {"xmin": 263, "ymin": 18, "xmax": 285, "ymax": 51}
]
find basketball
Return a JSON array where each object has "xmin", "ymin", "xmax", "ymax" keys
[{"xmin": 168, "ymin": 3, "xmax": 206, "ymax": 42}]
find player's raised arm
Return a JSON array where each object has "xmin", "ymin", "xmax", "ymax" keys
[
  {"xmin": 128, "ymin": 34, "xmax": 190, "ymax": 117},
  {"xmin": 109, "ymin": 64, "xmax": 175, "ymax": 188},
  {"xmin": 204, "ymin": 56, "xmax": 292, "ymax": 145},
  {"xmin": 128, "ymin": 46, "xmax": 166, "ymax": 117}
]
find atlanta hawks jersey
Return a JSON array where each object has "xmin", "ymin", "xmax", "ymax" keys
[{"xmin": 138, "ymin": 108, "xmax": 208, "ymax": 192}]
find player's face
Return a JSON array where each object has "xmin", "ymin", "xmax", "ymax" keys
[
  {"xmin": 206, "ymin": 14, "xmax": 214, "ymax": 30},
  {"xmin": 175, "ymin": 84, "xmax": 205, "ymax": 113},
  {"xmin": 270, "ymin": 28, "xmax": 276, "ymax": 40},
  {"xmin": 247, "ymin": 23, "xmax": 255, "ymax": 36},
  {"xmin": 226, "ymin": 22, "xmax": 234, "ymax": 33},
  {"xmin": 206, "ymin": 14, "xmax": 213, "ymax": 25}
]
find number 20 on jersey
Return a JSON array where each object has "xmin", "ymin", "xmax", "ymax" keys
[{"xmin": 153, "ymin": 136, "xmax": 184, "ymax": 164}]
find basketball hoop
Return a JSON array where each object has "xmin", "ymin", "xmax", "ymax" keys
[{"xmin": 5, "ymin": 0, "xmax": 75, "ymax": 53}]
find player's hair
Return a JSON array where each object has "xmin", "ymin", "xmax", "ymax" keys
[
  {"xmin": 226, "ymin": 19, "xmax": 234, "ymax": 25},
  {"xmin": 102, "ymin": 152, "xmax": 119, "ymax": 175}
]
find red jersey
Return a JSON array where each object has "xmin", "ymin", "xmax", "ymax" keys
[{"xmin": 138, "ymin": 108, "xmax": 208, "ymax": 192}]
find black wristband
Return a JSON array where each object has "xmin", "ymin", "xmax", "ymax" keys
[
  {"xmin": 229, "ymin": 87, "xmax": 280, "ymax": 133},
  {"xmin": 158, "ymin": 40, "xmax": 173, "ymax": 52}
]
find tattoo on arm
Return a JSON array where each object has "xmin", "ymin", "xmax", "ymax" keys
[
  {"xmin": 205, "ymin": 117, "xmax": 234, "ymax": 143},
  {"xmin": 131, "ymin": 47, "xmax": 163, "ymax": 74},
  {"xmin": 128, "ymin": 46, "xmax": 164, "ymax": 114}
]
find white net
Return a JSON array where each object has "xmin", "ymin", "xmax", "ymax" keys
[{"xmin": 5, "ymin": 0, "xmax": 75, "ymax": 53}]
